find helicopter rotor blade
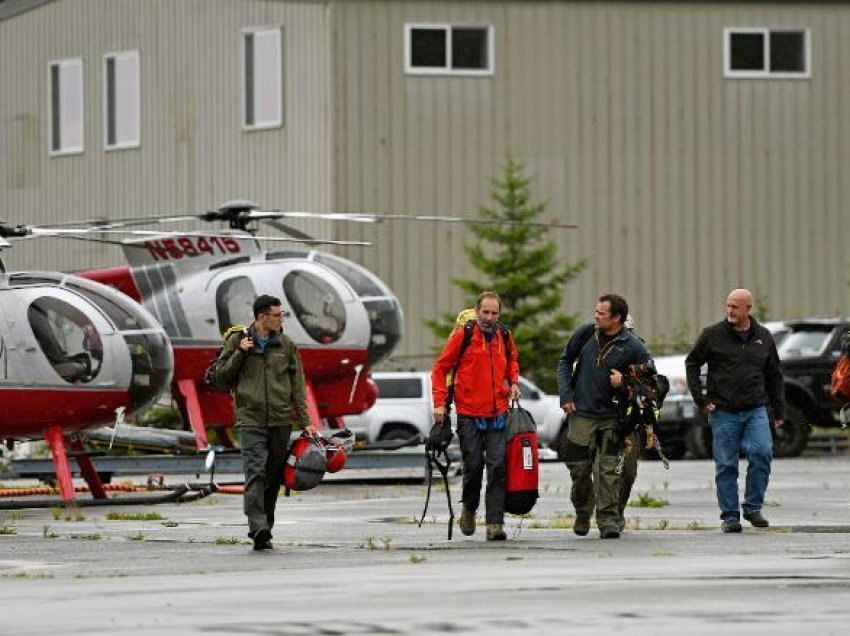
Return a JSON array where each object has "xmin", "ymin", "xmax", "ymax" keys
[
  {"xmin": 262, "ymin": 219, "xmax": 318, "ymax": 242},
  {"xmin": 24, "ymin": 228, "xmax": 370, "ymax": 247}
]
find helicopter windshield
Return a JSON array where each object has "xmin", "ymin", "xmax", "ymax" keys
[
  {"xmin": 282, "ymin": 271, "xmax": 346, "ymax": 344},
  {"xmin": 123, "ymin": 331, "xmax": 173, "ymax": 412},
  {"xmin": 216, "ymin": 276, "xmax": 256, "ymax": 333},
  {"xmin": 312, "ymin": 253, "xmax": 387, "ymax": 297},
  {"xmin": 27, "ymin": 297, "xmax": 103, "ymax": 383},
  {"xmin": 64, "ymin": 278, "xmax": 157, "ymax": 331}
]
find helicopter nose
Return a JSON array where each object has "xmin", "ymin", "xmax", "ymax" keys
[
  {"xmin": 123, "ymin": 331, "xmax": 174, "ymax": 413},
  {"xmin": 363, "ymin": 298, "xmax": 403, "ymax": 365}
]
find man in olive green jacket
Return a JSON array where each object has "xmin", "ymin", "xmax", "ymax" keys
[{"xmin": 210, "ymin": 294, "xmax": 314, "ymax": 550}]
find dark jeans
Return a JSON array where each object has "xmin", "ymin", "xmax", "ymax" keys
[
  {"xmin": 456, "ymin": 416, "xmax": 506, "ymax": 525},
  {"xmin": 709, "ymin": 406, "xmax": 773, "ymax": 521},
  {"xmin": 240, "ymin": 425, "xmax": 291, "ymax": 537}
]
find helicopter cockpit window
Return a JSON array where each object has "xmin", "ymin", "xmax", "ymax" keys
[
  {"xmin": 64, "ymin": 282, "xmax": 151, "ymax": 331},
  {"xmin": 313, "ymin": 253, "xmax": 385, "ymax": 297},
  {"xmin": 282, "ymin": 271, "xmax": 345, "ymax": 344},
  {"xmin": 27, "ymin": 297, "xmax": 103, "ymax": 383},
  {"xmin": 217, "ymin": 276, "xmax": 256, "ymax": 333}
]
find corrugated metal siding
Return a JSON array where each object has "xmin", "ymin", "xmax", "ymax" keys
[
  {"xmin": 0, "ymin": 0, "xmax": 332, "ymax": 273},
  {"xmin": 331, "ymin": 1, "xmax": 850, "ymax": 363}
]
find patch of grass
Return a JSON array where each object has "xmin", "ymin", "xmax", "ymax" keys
[
  {"xmin": 528, "ymin": 511, "xmax": 576, "ymax": 530},
  {"xmin": 3, "ymin": 571, "xmax": 54, "ymax": 579},
  {"xmin": 652, "ymin": 549, "xmax": 674, "ymax": 557},
  {"xmin": 42, "ymin": 525, "xmax": 59, "ymax": 539},
  {"xmin": 214, "ymin": 537, "xmax": 249, "ymax": 545},
  {"xmin": 51, "ymin": 507, "xmax": 62, "ymax": 521},
  {"xmin": 362, "ymin": 536, "xmax": 378, "ymax": 550},
  {"xmin": 655, "ymin": 519, "xmax": 670, "ymax": 531},
  {"xmin": 628, "ymin": 492, "xmax": 669, "ymax": 508},
  {"xmin": 685, "ymin": 520, "xmax": 704, "ymax": 531},
  {"xmin": 70, "ymin": 533, "xmax": 103, "ymax": 541},
  {"xmin": 409, "ymin": 554, "xmax": 426, "ymax": 564},
  {"xmin": 0, "ymin": 525, "xmax": 18, "ymax": 535},
  {"xmin": 6, "ymin": 512, "xmax": 22, "ymax": 521},
  {"xmin": 106, "ymin": 511, "xmax": 165, "ymax": 521},
  {"xmin": 381, "ymin": 536, "xmax": 393, "ymax": 551},
  {"xmin": 126, "ymin": 532, "xmax": 147, "ymax": 541}
]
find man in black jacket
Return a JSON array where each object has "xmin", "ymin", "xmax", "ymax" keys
[{"xmin": 685, "ymin": 289, "xmax": 785, "ymax": 533}]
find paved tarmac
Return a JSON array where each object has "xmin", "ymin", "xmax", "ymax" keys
[{"xmin": 1, "ymin": 456, "xmax": 849, "ymax": 635}]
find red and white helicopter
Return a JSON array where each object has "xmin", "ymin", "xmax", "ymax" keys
[
  {"xmin": 0, "ymin": 230, "xmax": 173, "ymax": 502},
  {"xmin": 3, "ymin": 201, "xmax": 575, "ymax": 482},
  {"xmin": 9, "ymin": 201, "xmax": 403, "ymax": 452}
]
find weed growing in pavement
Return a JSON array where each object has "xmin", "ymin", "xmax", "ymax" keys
[
  {"xmin": 381, "ymin": 536, "xmax": 394, "ymax": 551},
  {"xmin": 126, "ymin": 531, "xmax": 147, "ymax": 541},
  {"xmin": 528, "ymin": 511, "xmax": 576, "ymax": 530},
  {"xmin": 51, "ymin": 507, "xmax": 62, "ymax": 521},
  {"xmin": 685, "ymin": 520, "xmax": 704, "ymax": 531},
  {"xmin": 70, "ymin": 533, "xmax": 103, "ymax": 541},
  {"xmin": 3, "ymin": 571, "xmax": 54, "ymax": 579},
  {"xmin": 0, "ymin": 525, "xmax": 17, "ymax": 535},
  {"xmin": 214, "ymin": 537, "xmax": 249, "ymax": 545},
  {"xmin": 597, "ymin": 551, "xmax": 613, "ymax": 558},
  {"xmin": 409, "ymin": 554, "xmax": 426, "ymax": 564},
  {"xmin": 362, "ymin": 536, "xmax": 378, "ymax": 550},
  {"xmin": 42, "ymin": 525, "xmax": 59, "ymax": 539},
  {"xmin": 106, "ymin": 511, "xmax": 166, "ymax": 521},
  {"xmin": 628, "ymin": 492, "xmax": 669, "ymax": 508},
  {"xmin": 7, "ymin": 512, "xmax": 22, "ymax": 521},
  {"xmin": 652, "ymin": 549, "xmax": 673, "ymax": 557},
  {"xmin": 161, "ymin": 521, "xmax": 179, "ymax": 528},
  {"xmin": 655, "ymin": 519, "xmax": 670, "ymax": 530}
]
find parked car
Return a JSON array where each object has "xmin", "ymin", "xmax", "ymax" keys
[{"xmin": 343, "ymin": 371, "xmax": 564, "ymax": 448}]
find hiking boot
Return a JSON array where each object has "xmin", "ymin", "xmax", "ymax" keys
[
  {"xmin": 743, "ymin": 511, "xmax": 769, "ymax": 528},
  {"xmin": 721, "ymin": 519, "xmax": 742, "ymax": 534},
  {"xmin": 486, "ymin": 523, "xmax": 507, "ymax": 541},
  {"xmin": 252, "ymin": 528, "xmax": 273, "ymax": 551},
  {"xmin": 599, "ymin": 527, "xmax": 621, "ymax": 539},
  {"xmin": 573, "ymin": 514, "xmax": 591, "ymax": 537},
  {"xmin": 458, "ymin": 508, "xmax": 476, "ymax": 536}
]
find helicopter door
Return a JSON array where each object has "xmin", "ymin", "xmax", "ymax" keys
[
  {"xmin": 27, "ymin": 296, "xmax": 105, "ymax": 384},
  {"xmin": 282, "ymin": 270, "xmax": 346, "ymax": 345}
]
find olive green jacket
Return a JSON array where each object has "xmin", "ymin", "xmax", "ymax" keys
[{"xmin": 211, "ymin": 325, "xmax": 312, "ymax": 429}]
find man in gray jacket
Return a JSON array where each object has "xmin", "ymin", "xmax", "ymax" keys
[{"xmin": 685, "ymin": 288, "xmax": 785, "ymax": 533}]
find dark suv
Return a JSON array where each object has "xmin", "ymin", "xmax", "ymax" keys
[{"xmin": 774, "ymin": 317, "xmax": 850, "ymax": 456}]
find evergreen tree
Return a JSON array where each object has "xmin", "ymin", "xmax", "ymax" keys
[{"xmin": 425, "ymin": 156, "xmax": 586, "ymax": 393}]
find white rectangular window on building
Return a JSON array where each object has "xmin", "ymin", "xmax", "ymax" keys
[
  {"xmin": 243, "ymin": 27, "xmax": 283, "ymax": 129},
  {"xmin": 405, "ymin": 24, "xmax": 494, "ymax": 76},
  {"xmin": 104, "ymin": 50, "xmax": 140, "ymax": 149},
  {"xmin": 724, "ymin": 28, "xmax": 810, "ymax": 78},
  {"xmin": 48, "ymin": 58, "xmax": 84, "ymax": 155}
]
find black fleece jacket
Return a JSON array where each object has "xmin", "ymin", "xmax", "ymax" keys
[{"xmin": 685, "ymin": 318, "xmax": 785, "ymax": 419}]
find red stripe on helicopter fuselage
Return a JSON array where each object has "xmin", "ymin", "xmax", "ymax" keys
[
  {"xmin": 0, "ymin": 387, "xmax": 129, "ymax": 437},
  {"xmin": 76, "ymin": 266, "xmax": 142, "ymax": 303}
]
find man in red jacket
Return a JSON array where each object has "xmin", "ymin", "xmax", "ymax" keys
[{"xmin": 432, "ymin": 291, "xmax": 521, "ymax": 541}]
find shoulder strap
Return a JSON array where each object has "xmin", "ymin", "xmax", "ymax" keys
[
  {"xmin": 445, "ymin": 321, "xmax": 476, "ymax": 410},
  {"xmin": 571, "ymin": 326, "xmax": 596, "ymax": 388}
]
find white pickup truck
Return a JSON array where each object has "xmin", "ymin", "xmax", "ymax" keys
[{"xmin": 343, "ymin": 371, "xmax": 565, "ymax": 448}]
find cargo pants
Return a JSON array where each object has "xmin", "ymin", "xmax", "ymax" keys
[
  {"xmin": 240, "ymin": 425, "xmax": 292, "ymax": 538},
  {"xmin": 562, "ymin": 415, "xmax": 625, "ymax": 531}
]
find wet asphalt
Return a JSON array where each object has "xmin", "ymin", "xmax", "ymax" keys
[{"xmin": 1, "ymin": 455, "xmax": 849, "ymax": 635}]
